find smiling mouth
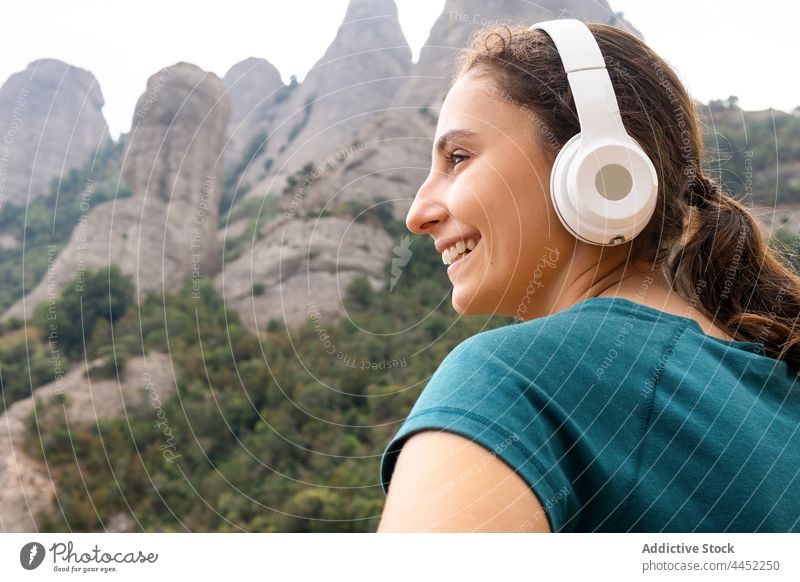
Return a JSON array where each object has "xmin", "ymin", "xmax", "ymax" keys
[
  {"xmin": 442, "ymin": 237, "xmax": 481, "ymax": 266},
  {"xmin": 443, "ymin": 240, "xmax": 481, "ymax": 273},
  {"xmin": 450, "ymin": 247, "xmax": 472, "ymax": 266}
]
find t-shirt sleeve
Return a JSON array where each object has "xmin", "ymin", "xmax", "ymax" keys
[{"xmin": 379, "ymin": 329, "xmax": 576, "ymax": 531}]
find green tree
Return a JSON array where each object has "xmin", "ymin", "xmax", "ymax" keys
[
  {"xmin": 33, "ymin": 264, "xmax": 134, "ymax": 359},
  {"xmin": 346, "ymin": 275, "xmax": 374, "ymax": 309}
]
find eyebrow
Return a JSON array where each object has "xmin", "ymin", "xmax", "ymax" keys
[{"xmin": 433, "ymin": 129, "xmax": 479, "ymax": 155}]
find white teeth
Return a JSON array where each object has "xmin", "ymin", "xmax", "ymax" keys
[{"xmin": 441, "ymin": 238, "xmax": 480, "ymax": 265}]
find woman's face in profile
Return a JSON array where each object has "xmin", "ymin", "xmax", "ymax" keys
[{"xmin": 406, "ymin": 70, "xmax": 571, "ymax": 319}]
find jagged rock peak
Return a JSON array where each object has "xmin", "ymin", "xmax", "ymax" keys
[
  {"xmin": 316, "ymin": 0, "xmax": 411, "ymax": 65},
  {"xmin": 0, "ymin": 58, "xmax": 109, "ymax": 205},
  {"xmin": 224, "ymin": 57, "xmax": 283, "ymax": 92},
  {"xmin": 130, "ymin": 61, "xmax": 228, "ymax": 131},
  {"xmin": 343, "ymin": 0, "xmax": 402, "ymax": 21},
  {"xmin": 21, "ymin": 59, "xmax": 105, "ymax": 107},
  {"xmin": 3, "ymin": 62, "xmax": 231, "ymax": 322},
  {"xmin": 222, "ymin": 58, "xmax": 286, "ymax": 168},
  {"xmin": 392, "ymin": 0, "xmax": 641, "ymax": 109}
]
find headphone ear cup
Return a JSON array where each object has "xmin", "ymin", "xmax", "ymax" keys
[
  {"xmin": 549, "ymin": 133, "xmax": 583, "ymax": 240},
  {"xmin": 549, "ymin": 133, "xmax": 658, "ymax": 246},
  {"xmin": 569, "ymin": 139, "xmax": 658, "ymax": 245}
]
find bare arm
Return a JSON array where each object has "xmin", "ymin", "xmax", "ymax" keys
[{"xmin": 377, "ymin": 430, "xmax": 552, "ymax": 532}]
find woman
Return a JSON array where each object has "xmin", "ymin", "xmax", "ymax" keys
[{"xmin": 377, "ymin": 21, "xmax": 800, "ymax": 532}]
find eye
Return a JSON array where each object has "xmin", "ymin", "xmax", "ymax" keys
[{"xmin": 444, "ymin": 150, "xmax": 469, "ymax": 170}]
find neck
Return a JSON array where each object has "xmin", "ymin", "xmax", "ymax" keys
[{"xmin": 526, "ymin": 245, "xmax": 674, "ymax": 320}]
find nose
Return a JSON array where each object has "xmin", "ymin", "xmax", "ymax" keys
[{"xmin": 406, "ymin": 177, "xmax": 448, "ymax": 235}]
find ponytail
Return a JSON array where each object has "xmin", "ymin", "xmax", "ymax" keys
[{"xmin": 666, "ymin": 172, "xmax": 800, "ymax": 372}]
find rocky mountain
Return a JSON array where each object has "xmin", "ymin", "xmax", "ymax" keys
[
  {"xmin": 216, "ymin": 215, "xmax": 394, "ymax": 331},
  {"xmin": 3, "ymin": 62, "xmax": 230, "ymax": 321},
  {"xmin": 0, "ymin": 352, "xmax": 173, "ymax": 532},
  {"xmin": 222, "ymin": 57, "xmax": 286, "ymax": 170},
  {"xmin": 390, "ymin": 0, "xmax": 641, "ymax": 110},
  {"xmin": 235, "ymin": 0, "xmax": 413, "ymax": 201},
  {"xmin": 227, "ymin": 0, "xmax": 638, "ymax": 202},
  {"xmin": 3, "ymin": 0, "xmax": 778, "ymax": 333},
  {"xmin": 214, "ymin": 106, "xmax": 436, "ymax": 331},
  {"xmin": 0, "ymin": 59, "xmax": 109, "ymax": 206}
]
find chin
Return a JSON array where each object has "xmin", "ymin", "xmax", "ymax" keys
[
  {"xmin": 450, "ymin": 288, "xmax": 471, "ymax": 315},
  {"xmin": 451, "ymin": 287, "xmax": 488, "ymax": 316}
]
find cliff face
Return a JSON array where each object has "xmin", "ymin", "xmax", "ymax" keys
[
  {"xmin": 0, "ymin": 59, "xmax": 110, "ymax": 206},
  {"xmin": 272, "ymin": 112, "xmax": 434, "ymax": 224},
  {"xmin": 226, "ymin": 0, "xmax": 640, "ymax": 202},
  {"xmin": 390, "ymin": 0, "xmax": 641, "ymax": 110},
  {"xmin": 0, "ymin": 352, "xmax": 173, "ymax": 532},
  {"xmin": 3, "ymin": 63, "xmax": 230, "ymax": 321},
  {"xmin": 222, "ymin": 57, "xmax": 286, "ymax": 170},
  {"xmin": 213, "ymin": 112, "xmax": 435, "ymax": 332},
  {"xmin": 216, "ymin": 216, "xmax": 394, "ymax": 332},
  {"xmin": 237, "ymin": 0, "xmax": 413, "ymax": 200},
  {"xmin": 121, "ymin": 62, "xmax": 230, "ymax": 282}
]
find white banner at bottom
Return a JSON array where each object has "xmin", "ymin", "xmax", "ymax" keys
[{"xmin": 0, "ymin": 533, "xmax": 796, "ymax": 580}]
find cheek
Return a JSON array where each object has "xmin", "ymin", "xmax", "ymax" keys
[
  {"xmin": 485, "ymin": 181, "xmax": 556, "ymax": 277},
  {"xmin": 447, "ymin": 165, "xmax": 511, "ymax": 223},
  {"xmin": 448, "ymin": 158, "xmax": 555, "ymax": 266},
  {"xmin": 447, "ymin": 182, "xmax": 487, "ymax": 223},
  {"xmin": 510, "ymin": 168, "xmax": 554, "ymax": 241}
]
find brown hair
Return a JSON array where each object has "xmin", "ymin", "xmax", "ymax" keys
[{"xmin": 452, "ymin": 21, "xmax": 800, "ymax": 374}]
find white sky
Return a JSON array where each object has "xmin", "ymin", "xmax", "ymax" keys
[{"xmin": 1, "ymin": 0, "xmax": 796, "ymax": 140}]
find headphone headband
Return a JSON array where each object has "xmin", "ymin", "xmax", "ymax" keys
[
  {"xmin": 529, "ymin": 19, "xmax": 627, "ymax": 143},
  {"xmin": 529, "ymin": 18, "xmax": 605, "ymax": 72}
]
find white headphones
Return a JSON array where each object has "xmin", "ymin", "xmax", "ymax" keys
[{"xmin": 528, "ymin": 19, "xmax": 658, "ymax": 246}]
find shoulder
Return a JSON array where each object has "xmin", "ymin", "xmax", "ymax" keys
[
  {"xmin": 431, "ymin": 300, "xmax": 637, "ymax": 390},
  {"xmin": 391, "ymin": 299, "xmax": 662, "ymax": 455},
  {"xmin": 453, "ymin": 298, "xmax": 632, "ymax": 355},
  {"xmin": 377, "ymin": 317, "xmax": 583, "ymax": 532},
  {"xmin": 406, "ymin": 298, "xmax": 680, "ymax": 425},
  {"xmin": 380, "ymin": 299, "xmax": 676, "ymax": 528},
  {"xmin": 377, "ymin": 429, "xmax": 553, "ymax": 532}
]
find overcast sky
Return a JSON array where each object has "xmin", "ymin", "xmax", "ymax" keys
[{"xmin": 1, "ymin": 0, "xmax": 796, "ymax": 139}]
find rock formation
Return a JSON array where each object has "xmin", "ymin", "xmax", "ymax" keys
[
  {"xmin": 4, "ymin": 62, "xmax": 230, "ymax": 321},
  {"xmin": 216, "ymin": 215, "xmax": 394, "ymax": 332},
  {"xmin": 222, "ymin": 58, "xmax": 287, "ymax": 170},
  {"xmin": 0, "ymin": 352, "xmax": 173, "ymax": 532},
  {"xmin": 238, "ymin": 0, "xmax": 413, "ymax": 200},
  {"xmin": 215, "ymin": 108, "xmax": 437, "ymax": 334},
  {"xmin": 273, "ymin": 112, "xmax": 434, "ymax": 223},
  {"xmin": 224, "ymin": 0, "xmax": 640, "ymax": 208},
  {"xmin": 0, "ymin": 59, "xmax": 109, "ymax": 206},
  {"xmin": 390, "ymin": 0, "xmax": 642, "ymax": 111}
]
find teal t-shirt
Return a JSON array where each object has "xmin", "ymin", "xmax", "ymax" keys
[{"xmin": 380, "ymin": 297, "xmax": 800, "ymax": 532}]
